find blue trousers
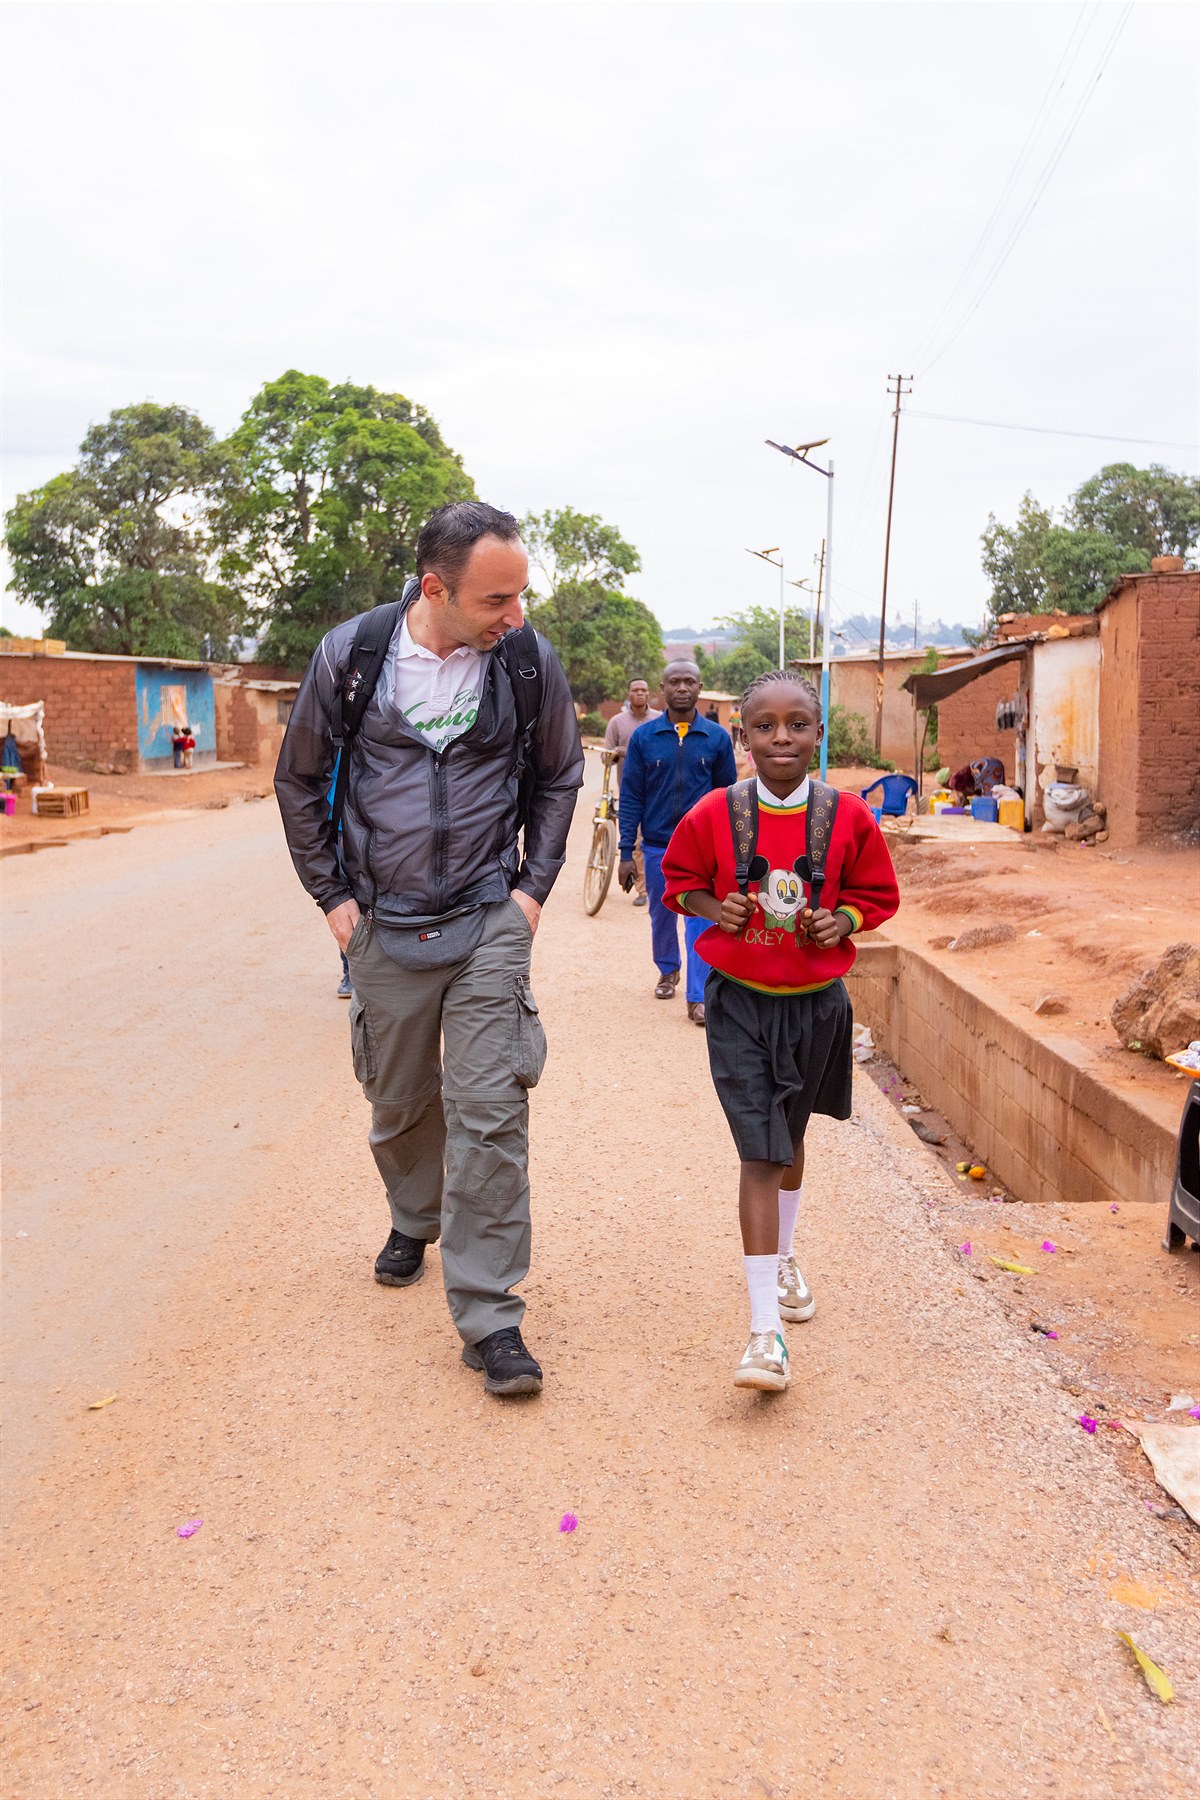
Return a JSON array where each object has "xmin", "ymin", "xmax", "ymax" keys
[{"xmin": 642, "ymin": 845, "xmax": 707, "ymax": 1003}]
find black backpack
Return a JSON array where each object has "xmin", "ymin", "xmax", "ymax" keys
[
  {"xmin": 726, "ymin": 777, "xmax": 840, "ymax": 914},
  {"xmin": 327, "ymin": 587, "xmax": 544, "ymax": 846}
]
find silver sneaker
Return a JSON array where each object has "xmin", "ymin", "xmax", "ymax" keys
[
  {"xmin": 733, "ymin": 1329, "xmax": 790, "ymax": 1391},
  {"xmin": 778, "ymin": 1254, "xmax": 815, "ymax": 1322}
]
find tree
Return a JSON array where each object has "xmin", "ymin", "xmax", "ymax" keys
[
  {"xmin": 4, "ymin": 403, "xmax": 243, "ymax": 657},
  {"xmin": 521, "ymin": 508, "xmax": 659, "ymax": 707},
  {"xmin": 214, "ymin": 371, "xmax": 474, "ymax": 668},
  {"xmin": 980, "ymin": 462, "xmax": 1198, "ymax": 625},
  {"xmin": 521, "ymin": 507, "xmax": 641, "ymax": 595},
  {"xmin": 1068, "ymin": 462, "xmax": 1200, "ymax": 559},
  {"xmin": 526, "ymin": 583, "xmax": 664, "ymax": 710},
  {"xmin": 692, "ymin": 599, "xmax": 812, "ymax": 699}
]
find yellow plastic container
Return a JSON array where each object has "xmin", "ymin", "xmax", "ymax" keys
[
  {"xmin": 997, "ymin": 796, "xmax": 1024, "ymax": 833},
  {"xmin": 928, "ymin": 787, "xmax": 952, "ymax": 806}
]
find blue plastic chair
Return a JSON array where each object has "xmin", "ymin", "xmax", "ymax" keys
[{"xmin": 860, "ymin": 773, "xmax": 918, "ymax": 816}]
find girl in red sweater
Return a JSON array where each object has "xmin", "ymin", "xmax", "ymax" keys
[{"xmin": 662, "ymin": 671, "xmax": 899, "ymax": 1392}]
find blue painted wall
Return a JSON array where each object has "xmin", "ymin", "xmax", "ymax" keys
[{"xmin": 136, "ymin": 667, "xmax": 216, "ymax": 765}]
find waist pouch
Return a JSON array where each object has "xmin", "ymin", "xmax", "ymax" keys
[{"xmin": 371, "ymin": 903, "xmax": 487, "ymax": 970}]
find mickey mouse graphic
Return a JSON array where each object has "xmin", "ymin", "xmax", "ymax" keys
[{"xmin": 756, "ymin": 864, "xmax": 809, "ymax": 934}]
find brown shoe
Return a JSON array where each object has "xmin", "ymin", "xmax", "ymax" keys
[
  {"xmin": 654, "ymin": 971, "xmax": 680, "ymax": 999},
  {"xmin": 687, "ymin": 1002, "xmax": 706, "ymax": 1027}
]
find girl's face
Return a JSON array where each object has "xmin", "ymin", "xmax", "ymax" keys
[{"xmin": 741, "ymin": 681, "xmax": 823, "ymax": 790}]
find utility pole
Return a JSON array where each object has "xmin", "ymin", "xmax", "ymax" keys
[
  {"xmin": 812, "ymin": 539, "xmax": 826, "ymax": 660},
  {"xmin": 876, "ymin": 372, "xmax": 913, "ymax": 754}
]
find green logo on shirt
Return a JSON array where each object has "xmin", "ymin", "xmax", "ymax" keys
[{"xmin": 404, "ymin": 687, "xmax": 480, "ymax": 747}]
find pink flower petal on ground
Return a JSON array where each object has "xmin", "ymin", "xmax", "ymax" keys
[
  {"xmin": 1110, "ymin": 1205, "xmax": 1119, "ymax": 1213},
  {"xmin": 559, "ymin": 1513, "xmax": 579, "ymax": 1533},
  {"xmin": 1078, "ymin": 1416, "xmax": 1098, "ymax": 1434},
  {"xmin": 958, "ymin": 1242, "xmax": 971, "ymax": 1256},
  {"xmin": 1189, "ymin": 1406, "xmax": 1200, "ymax": 1421},
  {"xmin": 1045, "ymin": 1330, "xmax": 1058, "ymax": 1339},
  {"xmin": 1041, "ymin": 1240, "xmax": 1057, "ymax": 1252},
  {"xmin": 176, "ymin": 1518, "xmax": 203, "ymax": 1538}
]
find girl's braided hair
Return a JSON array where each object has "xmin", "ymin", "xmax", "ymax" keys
[{"xmin": 740, "ymin": 668, "xmax": 822, "ymax": 716}]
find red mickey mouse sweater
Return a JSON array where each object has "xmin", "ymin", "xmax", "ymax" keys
[{"xmin": 661, "ymin": 784, "xmax": 900, "ymax": 995}]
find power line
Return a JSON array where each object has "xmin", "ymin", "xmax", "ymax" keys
[
  {"xmin": 907, "ymin": 410, "xmax": 1198, "ymax": 452},
  {"xmin": 909, "ymin": 2, "xmax": 1097, "ymax": 372},
  {"xmin": 918, "ymin": 2, "xmax": 1135, "ymax": 376}
]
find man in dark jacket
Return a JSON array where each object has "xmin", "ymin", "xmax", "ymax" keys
[
  {"xmin": 617, "ymin": 659, "xmax": 737, "ymax": 1027},
  {"xmin": 275, "ymin": 501, "xmax": 583, "ymax": 1396}
]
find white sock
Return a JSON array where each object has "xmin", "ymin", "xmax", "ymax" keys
[
  {"xmin": 744, "ymin": 1255, "xmax": 781, "ymax": 1334},
  {"xmin": 778, "ymin": 1186, "xmax": 802, "ymax": 1259}
]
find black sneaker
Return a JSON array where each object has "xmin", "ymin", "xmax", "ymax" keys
[
  {"xmin": 374, "ymin": 1229, "xmax": 427, "ymax": 1287},
  {"xmin": 461, "ymin": 1327, "xmax": 543, "ymax": 1396}
]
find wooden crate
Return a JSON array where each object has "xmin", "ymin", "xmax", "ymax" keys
[{"xmin": 32, "ymin": 787, "xmax": 89, "ymax": 817}]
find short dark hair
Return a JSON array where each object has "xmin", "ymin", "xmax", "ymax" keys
[
  {"xmin": 415, "ymin": 501, "xmax": 522, "ymax": 588},
  {"xmin": 741, "ymin": 668, "xmax": 822, "ymax": 715},
  {"xmin": 628, "ymin": 676, "xmax": 649, "ymax": 688}
]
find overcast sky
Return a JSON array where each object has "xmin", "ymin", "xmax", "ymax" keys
[{"xmin": 2, "ymin": 0, "xmax": 1197, "ymax": 646}]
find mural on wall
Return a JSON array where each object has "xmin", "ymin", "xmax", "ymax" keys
[{"xmin": 136, "ymin": 668, "xmax": 216, "ymax": 763}]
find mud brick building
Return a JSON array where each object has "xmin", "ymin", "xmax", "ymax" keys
[{"xmin": 0, "ymin": 647, "xmax": 217, "ymax": 772}]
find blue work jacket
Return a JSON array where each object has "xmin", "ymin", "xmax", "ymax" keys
[{"xmin": 618, "ymin": 710, "xmax": 738, "ymax": 853}]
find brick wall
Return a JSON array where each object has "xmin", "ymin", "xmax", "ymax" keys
[
  {"xmin": 935, "ymin": 662, "xmax": 1021, "ymax": 783},
  {"xmin": 1133, "ymin": 571, "xmax": 1200, "ymax": 841},
  {"xmin": 215, "ymin": 683, "xmax": 262, "ymax": 764},
  {"xmin": 1098, "ymin": 569, "xmax": 1200, "ymax": 845},
  {"xmin": 0, "ymin": 654, "xmax": 138, "ymax": 771}
]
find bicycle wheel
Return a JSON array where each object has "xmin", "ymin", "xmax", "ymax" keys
[{"xmin": 583, "ymin": 817, "xmax": 618, "ymax": 915}]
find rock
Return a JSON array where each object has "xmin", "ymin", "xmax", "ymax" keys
[
  {"xmin": 928, "ymin": 934, "xmax": 954, "ymax": 950},
  {"xmin": 947, "ymin": 923, "xmax": 1017, "ymax": 952},
  {"xmin": 1032, "ymin": 992, "xmax": 1070, "ymax": 1015},
  {"xmin": 911, "ymin": 1120, "xmax": 947, "ymax": 1146},
  {"xmin": 1064, "ymin": 815, "xmax": 1103, "ymax": 841},
  {"xmin": 1095, "ymin": 830, "xmax": 1109, "ymax": 843},
  {"xmin": 1111, "ymin": 942, "xmax": 1200, "ymax": 1060}
]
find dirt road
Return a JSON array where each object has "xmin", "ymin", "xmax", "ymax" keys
[{"xmin": 3, "ymin": 771, "xmax": 1198, "ymax": 1797}]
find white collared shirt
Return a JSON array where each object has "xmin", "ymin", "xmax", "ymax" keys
[
  {"xmin": 392, "ymin": 617, "xmax": 484, "ymax": 753},
  {"xmin": 756, "ymin": 775, "xmax": 811, "ymax": 809}
]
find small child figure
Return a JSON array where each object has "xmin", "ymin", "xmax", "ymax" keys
[
  {"xmin": 662, "ymin": 670, "xmax": 899, "ymax": 1392},
  {"xmin": 180, "ymin": 726, "xmax": 195, "ymax": 770},
  {"xmin": 172, "ymin": 726, "xmax": 186, "ymax": 769}
]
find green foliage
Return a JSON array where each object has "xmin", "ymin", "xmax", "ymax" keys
[
  {"xmin": 825, "ymin": 704, "xmax": 892, "ymax": 769},
  {"xmin": 577, "ymin": 711, "xmax": 606, "ymax": 738},
  {"xmin": 214, "ymin": 371, "xmax": 474, "ymax": 668},
  {"xmin": 527, "ymin": 582, "xmax": 664, "ymax": 710},
  {"xmin": 4, "ymin": 403, "xmax": 244, "ymax": 657},
  {"xmin": 522, "ymin": 507, "xmax": 641, "ymax": 594},
  {"xmin": 715, "ymin": 600, "xmax": 812, "ymax": 668},
  {"xmin": 522, "ymin": 508, "xmax": 658, "ymax": 708},
  {"xmin": 980, "ymin": 462, "xmax": 1198, "ymax": 624}
]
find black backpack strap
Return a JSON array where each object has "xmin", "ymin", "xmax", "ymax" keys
[
  {"xmin": 496, "ymin": 624, "xmax": 544, "ymax": 831},
  {"xmin": 726, "ymin": 779, "xmax": 760, "ymax": 894},
  {"xmin": 328, "ymin": 595, "xmax": 406, "ymax": 845},
  {"xmin": 801, "ymin": 779, "xmax": 841, "ymax": 914}
]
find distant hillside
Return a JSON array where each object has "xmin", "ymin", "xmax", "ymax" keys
[{"xmin": 833, "ymin": 613, "xmax": 971, "ymax": 650}]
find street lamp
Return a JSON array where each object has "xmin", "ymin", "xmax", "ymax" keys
[
  {"xmin": 765, "ymin": 437, "xmax": 834, "ymax": 780},
  {"xmin": 744, "ymin": 545, "xmax": 785, "ymax": 667},
  {"xmin": 788, "ymin": 577, "xmax": 814, "ymax": 667}
]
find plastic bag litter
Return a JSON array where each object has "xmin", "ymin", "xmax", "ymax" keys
[
  {"xmin": 852, "ymin": 1025, "xmax": 875, "ymax": 1064},
  {"xmin": 1123, "ymin": 1421, "xmax": 1200, "ymax": 1525}
]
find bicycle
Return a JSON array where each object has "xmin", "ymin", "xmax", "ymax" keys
[{"xmin": 583, "ymin": 748, "xmax": 619, "ymax": 915}]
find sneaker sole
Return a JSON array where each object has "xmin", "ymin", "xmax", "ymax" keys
[
  {"xmin": 374, "ymin": 1261, "xmax": 425, "ymax": 1288},
  {"xmin": 461, "ymin": 1346, "xmax": 543, "ymax": 1396},
  {"xmin": 779, "ymin": 1297, "xmax": 815, "ymax": 1322},
  {"xmin": 733, "ymin": 1366, "xmax": 790, "ymax": 1391}
]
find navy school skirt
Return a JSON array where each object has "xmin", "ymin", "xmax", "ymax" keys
[{"xmin": 704, "ymin": 971, "xmax": 854, "ymax": 1165}]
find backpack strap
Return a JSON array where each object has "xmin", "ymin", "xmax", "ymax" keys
[
  {"xmin": 726, "ymin": 779, "xmax": 760, "ymax": 894},
  {"xmin": 799, "ymin": 779, "xmax": 841, "ymax": 914},
  {"xmin": 496, "ymin": 623, "xmax": 544, "ymax": 831},
  {"xmin": 328, "ymin": 592, "xmax": 408, "ymax": 845}
]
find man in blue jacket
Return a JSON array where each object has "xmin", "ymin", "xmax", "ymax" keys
[{"xmin": 617, "ymin": 659, "xmax": 737, "ymax": 1026}]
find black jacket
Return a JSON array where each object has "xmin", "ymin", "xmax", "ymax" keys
[{"xmin": 275, "ymin": 597, "xmax": 584, "ymax": 918}]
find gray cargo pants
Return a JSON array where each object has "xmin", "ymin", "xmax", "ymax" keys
[{"xmin": 344, "ymin": 898, "xmax": 547, "ymax": 1346}]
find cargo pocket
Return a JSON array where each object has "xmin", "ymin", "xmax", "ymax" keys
[
  {"xmin": 511, "ymin": 980, "xmax": 548, "ymax": 1089},
  {"xmin": 349, "ymin": 993, "xmax": 378, "ymax": 1087}
]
